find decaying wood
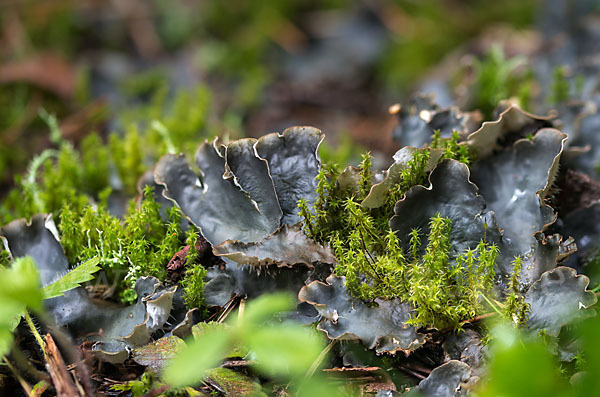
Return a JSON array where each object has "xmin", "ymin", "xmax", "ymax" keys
[{"xmin": 44, "ymin": 333, "xmax": 82, "ymax": 397}]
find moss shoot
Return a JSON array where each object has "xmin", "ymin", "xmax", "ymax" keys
[{"xmin": 299, "ymin": 133, "xmax": 507, "ymax": 330}]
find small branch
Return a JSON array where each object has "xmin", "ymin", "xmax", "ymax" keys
[
  {"xmin": 44, "ymin": 333, "xmax": 81, "ymax": 397},
  {"xmin": 206, "ymin": 293, "xmax": 238, "ymax": 322},
  {"xmin": 238, "ymin": 298, "xmax": 246, "ymax": 320},
  {"xmin": 218, "ymin": 295, "xmax": 240, "ymax": 323},
  {"xmin": 459, "ymin": 312, "xmax": 496, "ymax": 326},
  {"xmin": 398, "ymin": 366, "xmax": 427, "ymax": 380}
]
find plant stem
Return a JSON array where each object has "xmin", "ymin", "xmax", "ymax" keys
[
  {"xmin": 24, "ymin": 311, "xmax": 46, "ymax": 356},
  {"xmin": 2, "ymin": 356, "xmax": 32, "ymax": 395},
  {"xmin": 305, "ymin": 340, "xmax": 337, "ymax": 380},
  {"xmin": 480, "ymin": 293, "xmax": 503, "ymax": 317}
]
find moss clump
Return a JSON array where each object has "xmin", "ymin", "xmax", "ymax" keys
[
  {"xmin": 205, "ymin": 368, "xmax": 266, "ymax": 397},
  {"xmin": 111, "ymin": 371, "xmax": 187, "ymax": 397},
  {"xmin": 0, "ymin": 85, "xmax": 215, "ymax": 224},
  {"xmin": 503, "ymin": 256, "xmax": 530, "ymax": 326},
  {"xmin": 430, "ymin": 130, "xmax": 471, "ymax": 165},
  {"xmin": 300, "ymin": 135, "xmax": 498, "ymax": 330},
  {"xmin": 0, "ymin": 247, "xmax": 11, "ymax": 268},
  {"xmin": 300, "ymin": 131, "xmax": 472, "ymax": 250},
  {"xmin": 59, "ymin": 187, "xmax": 206, "ymax": 304},
  {"xmin": 180, "ymin": 229, "xmax": 208, "ymax": 310},
  {"xmin": 470, "ymin": 46, "xmax": 532, "ymax": 117},
  {"xmin": 334, "ymin": 208, "xmax": 498, "ymax": 330},
  {"xmin": 0, "ymin": 132, "xmax": 111, "ymax": 225}
]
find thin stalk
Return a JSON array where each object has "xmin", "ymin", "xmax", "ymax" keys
[
  {"xmin": 480, "ymin": 293, "xmax": 503, "ymax": 317},
  {"xmin": 151, "ymin": 120, "xmax": 177, "ymax": 154},
  {"xmin": 305, "ymin": 340, "xmax": 337, "ymax": 380},
  {"xmin": 24, "ymin": 311, "xmax": 46, "ymax": 356},
  {"xmin": 3, "ymin": 356, "xmax": 32, "ymax": 395},
  {"xmin": 357, "ymin": 228, "xmax": 385, "ymax": 284}
]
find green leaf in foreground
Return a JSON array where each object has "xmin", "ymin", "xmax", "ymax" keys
[
  {"xmin": 42, "ymin": 257, "xmax": 101, "ymax": 299},
  {"xmin": 0, "ymin": 256, "xmax": 43, "ymax": 355},
  {"xmin": 0, "ymin": 256, "xmax": 43, "ymax": 313},
  {"xmin": 246, "ymin": 324, "xmax": 324, "ymax": 379},
  {"xmin": 163, "ymin": 293, "xmax": 336, "ymax": 393},
  {"xmin": 162, "ymin": 328, "xmax": 232, "ymax": 388},
  {"xmin": 477, "ymin": 324, "xmax": 569, "ymax": 397},
  {"xmin": 239, "ymin": 292, "xmax": 295, "ymax": 327}
]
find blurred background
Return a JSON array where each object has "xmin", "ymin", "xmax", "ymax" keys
[{"xmin": 0, "ymin": 0, "xmax": 542, "ymax": 198}]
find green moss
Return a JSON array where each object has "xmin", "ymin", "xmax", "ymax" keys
[
  {"xmin": 300, "ymin": 136, "xmax": 502, "ymax": 330},
  {"xmin": 503, "ymin": 256, "xmax": 530, "ymax": 326},
  {"xmin": 334, "ymin": 208, "xmax": 498, "ymax": 330},
  {"xmin": 118, "ymin": 84, "xmax": 213, "ymax": 157},
  {"xmin": 0, "ymin": 247, "xmax": 10, "ymax": 268},
  {"xmin": 109, "ymin": 127, "xmax": 146, "ymax": 196},
  {"xmin": 111, "ymin": 371, "xmax": 187, "ymax": 397},
  {"xmin": 205, "ymin": 367, "xmax": 266, "ymax": 397},
  {"xmin": 80, "ymin": 134, "xmax": 110, "ymax": 194},
  {"xmin": 58, "ymin": 187, "xmax": 193, "ymax": 303},
  {"xmin": 180, "ymin": 229, "xmax": 208, "ymax": 310},
  {"xmin": 431, "ymin": 130, "xmax": 472, "ymax": 165},
  {"xmin": 550, "ymin": 66, "xmax": 570, "ymax": 105},
  {"xmin": 470, "ymin": 46, "xmax": 530, "ymax": 118},
  {"xmin": 301, "ymin": 131, "xmax": 470, "ymax": 249}
]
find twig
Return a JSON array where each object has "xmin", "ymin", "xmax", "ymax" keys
[
  {"xmin": 48, "ymin": 323, "xmax": 94, "ymax": 397},
  {"xmin": 207, "ymin": 294, "xmax": 238, "ymax": 322},
  {"xmin": 44, "ymin": 333, "xmax": 81, "ymax": 397},
  {"xmin": 218, "ymin": 295, "xmax": 240, "ymax": 323},
  {"xmin": 398, "ymin": 366, "xmax": 427, "ymax": 380},
  {"xmin": 459, "ymin": 312, "xmax": 496, "ymax": 326},
  {"xmin": 238, "ymin": 298, "xmax": 246, "ymax": 320},
  {"xmin": 403, "ymin": 363, "xmax": 432, "ymax": 375}
]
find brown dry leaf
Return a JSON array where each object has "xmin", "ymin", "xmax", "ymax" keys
[{"xmin": 0, "ymin": 53, "xmax": 77, "ymax": 98}]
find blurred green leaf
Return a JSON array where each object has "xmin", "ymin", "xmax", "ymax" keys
[
  {"xmin": 295, "ymin": 375, "xmax": 345, "ymax": 397},
  {"xmin": 246, "ymin": 324, "xmax": 324, "ymax": 378},
  {"xmin": 0, "ymin": 256, "xmax": 43, "ymax": 312},
  {"xmin": 0, "ymin": 256, "xmax": 43, "ymax": 355},
  {"xmin": 478, "ymin": 324, "xmax": 570, "ymax": 397},
  {"xmin": 574, "ymin": 315, "xmax": 600, "ymax": 395},
  {"xmin": 162, "ymin": 327, "xmax": 232, "ymax": 388},
  {"xmin": 239, "ymin": 292, "xmax": 295, "ymax": 328}
]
